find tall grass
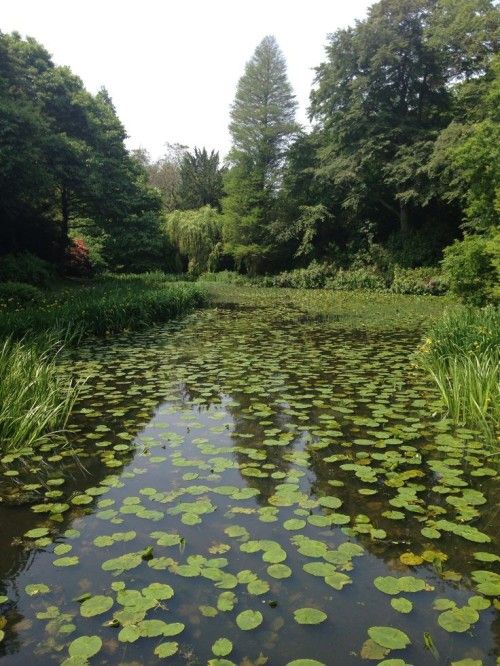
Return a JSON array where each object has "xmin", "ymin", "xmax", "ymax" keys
[
  {"xmin": 0, "ymin": 273, "xmax": 207, "ymax": 339},
  {"xmin": 0, "ymin": 336, "xmax": 81, "ymax": 452},
  {"xmin": 418, "ymin": 306, "xmax": 499, "ymax": 442}
]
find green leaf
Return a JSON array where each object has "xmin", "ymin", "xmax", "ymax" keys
[
  {"xmin": 368, "ymin": 626, "xmax": 411, "ymax": 649},
  {"xmin": 294, "ymin": 608, "xmax": 327, "ymax": 624},
  {"xmin": 236, "ymin": 610, "xmax": 263, "ymax": 630},
  {"xmin": 391, "ymin": 598, "xmax": 413, "ymax": 614},
  {"xmin": 80, "ymin": 595, "xmax": 114, "ymax": 618},
  {"xmin": 212, "ymin": 637, "xmax": 233, "ymax": 656},
  {"xmin": 68, "ymin": 635, "xmax": 102, "ymax": 659},
  {"xmin": 25, "ymin": 583, "xmax": 50, "ymax": 596},
  {"xmin": 154, "ymin": 642, "xmax": 179, "ymax": 658}
]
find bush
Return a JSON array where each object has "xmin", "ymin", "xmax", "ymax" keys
[
  {"xmin": 327, "ymin": 267, "xmax": 386, "ymax": 291},
  {"xmin": 64, "ymin": 238, "xmax": 93, "ymax": 277},
  {"xmin": 0, "ymin": 282, "xmax": 43, "ymax": 308},
  {"xmin": 391, "ymin": 267, "xmax": 448, "ymax": 295},
  {"xmin": 0, "ymin": 252, "xmax": 55, "ymax": 286},
  {"xmin": 442, "ymin": 234, "xmax": 498, "ymax": 306},
  {"xmin": 266, "ymin": 262, "xmax": 335, "ymax": 289}
]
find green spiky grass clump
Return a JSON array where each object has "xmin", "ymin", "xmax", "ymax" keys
[
  {"xmin": 0, "ymin": 336, "xmax": 80, "ymax": 452},
  {"xmin": 418, "ymin": 306, "xmax": 499, "ymax": 441}
]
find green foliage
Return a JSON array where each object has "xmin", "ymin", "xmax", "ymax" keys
[
  {"xmin": 264, "ymin": 262, "xmax": 334, "ymax": 289},
  {"xmin": 165, "ymin": 206, "xmax": 223, "ymax": 275},
  {"xmin": 224, "ymin": 36, "xmax": 298, "ymax": 272},
  {"xmin": 418, "ymin": 306, "xmax": 500, "ymax": 439},
  {"xmin": 0, "ymin": 336, "xmax": 81, "ymax": 452},
  {"xmin": 0, "ymin": 282, "xmax": 43, "ymax": 308},
  {"xmin": 179, "ymin": 148, "xmax": 225, "ymax": 210},
  {"xmin": 0, "ymin": 32, "xmax": 166, "ymax": 270},
  {"xmin": 0, "ymin": 252, "xmax": 55, "ymax": 286},
  {"xmin": 391, "ymin": 267, "xmax": 448, "ymax": 295},
  {"xmin": 0, "ymin": 275, "xmax": 207, "ymax": 339},
  {"xmin": 442, "ymin": 234, "xmax": 498, "ymax": 306},
  {"xmin": 327, "ymin": 268, "xmax": 386, "ymax": 292}
]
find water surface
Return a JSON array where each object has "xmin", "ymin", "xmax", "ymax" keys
[{"xmin": 0, "ymin": 294, "xmax": 498, "ymax": 665}]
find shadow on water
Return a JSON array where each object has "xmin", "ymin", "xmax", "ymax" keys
[{"xmin": 0, "ymin": 299, "xmax": 498, "ymax": 665}]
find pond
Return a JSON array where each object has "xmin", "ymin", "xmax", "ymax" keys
[{"xmin": 0, "ymin": 291, "xmax": 498, "ymax": 666}]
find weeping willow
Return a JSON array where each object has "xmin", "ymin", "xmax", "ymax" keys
[{"xmin": 165, "ymin": 206, "xmax": 223, "ymax": 274}]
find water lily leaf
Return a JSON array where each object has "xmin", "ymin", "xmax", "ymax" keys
[
  {"xmin": 53, "ymin": 556, "xmax": 79, "ymax": 567},
  {"xmin": 438, "ymin": 607, "xmax": 479, "ymax": 633},
  {"xmin": 471, "ymin": 570, "xmax": 500, "ymax": 596},
  {"xmin": 391, "ymin": 598, "xmax": 413, "ymax": 614},
  {"xmin": 217, "ymin": 592, "xmax": 237, "ymax": 612},
  {"xmin": 286, "ymin": 661, "xmax": 326, "ymax": 666},
  {"xmin": 399, "ymin": 552, "xmax": 423, "ymax": 566},
  {"xmin": 283, "ymin": 519, "xmax": 306, "ymax": 531},
  {"xmin": 368, "ymin": 626, "xmax": 411, "ymax": 649},
  {"xmin": 80, "ymin": 595, "xmax": 113, "ymax": 617},
  {"xmin": 212, "ymin": 637, "xmax": 233, "ymax": 656},
  {"xmin": 294, "ymin": 608, "xmax": 327, "ymax": 625},
  {"xmin": 236, "ymin": 610, "xmax": 263, "ymax": 630},
  {"xmin": 247, "ymin": 579, "xmax": 270, "ymax": 595},
  {"xmin": 200, "ymin": 605, "xmax": 218, "ymax": 617},
  {"xmin": 142, "ymin": 583, "xmax": 174, "ymax": 600},
  {"xmin": 24, "ymin": 527, "xmax": 50, "ymax": 539},
  {"xmin": 68, "ymin": 635, "xmax": 102, "ymax": 659},
  {"xmin": 324, "ymin": 572, "xmax": 352, "ymax": 590},
  {"xmin": 25, "ymin": 583, "xmax": 50, "ymax": 596},
  {"xmin": 374, "ymin": 577, "xmax": 400, "ymax": 595},
  {"xmin": 154, "ymin": 642, "xmax": 179, "ymax": 658},
  {"xmin": 267, "ymin": 564, "xmax": 292, "ymax": 579}
]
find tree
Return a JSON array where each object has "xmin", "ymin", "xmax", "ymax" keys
[
  {"xmin": 0, "ymin": 32, "xmax": 166, "ymax": 272},
  {"xmin": 310, "ymin": 0, "xmax": 451, "ymax": 237},
  {"xmin": 178, "ymin": 148, "xmax": 225, "ymax": 210},
  {"xmin": 223, "ymin": 36, "xmax": 298, "ymax": 272},
  {"xmin": 165, "ymin": 206, "xmax": 223, "ymax": 274}
]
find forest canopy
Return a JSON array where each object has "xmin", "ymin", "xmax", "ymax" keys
[{"xmin": 1, "ymin": 0, "xmax": 498, "ymax": 287}]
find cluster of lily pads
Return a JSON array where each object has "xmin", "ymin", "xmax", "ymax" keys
[{"xmin": 0, "ymin": 301, "xmax": 498, "ymax": 665}]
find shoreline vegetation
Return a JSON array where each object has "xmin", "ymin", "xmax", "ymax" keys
[{"xmin": 0, "ymin": 274, "xmax": 497, "ymax": 453}]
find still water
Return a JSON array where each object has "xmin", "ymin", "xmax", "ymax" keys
[{"xmin": 0, "ymin": 295, "xmax": 498, "ymax": 665}]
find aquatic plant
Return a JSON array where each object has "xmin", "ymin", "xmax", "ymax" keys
[
  {"xmin": 0, "ymin": 336, "xmax": 81, "ymax": 452},
  {"xmin": 418, "ymin": 306, "xmax": 500, "ymax": 440}
]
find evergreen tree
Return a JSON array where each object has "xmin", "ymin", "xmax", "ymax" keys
[
  {"xmin": 179, "ymin": 148, "xmax": 225, "ymax": 210},
  {"xmin": 223, "ymin": 36, "xmax": 298, "ymax": 273}
]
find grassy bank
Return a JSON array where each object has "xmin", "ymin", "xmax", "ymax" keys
[
  {"xmin": 0, "ymin": 272, "xmax": 207, "ymax": 452},
  {"xmin": 0, "ymin": 336, "xmax": 81, "ymax": 452},
  {"xmin": 418, "ymin": 306, "xmax": 499, "ymax": 442},
  {"xmin": 0, "ymin": 272, "xmax": 207, "ymax": 340}
]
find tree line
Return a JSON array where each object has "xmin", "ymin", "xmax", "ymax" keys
[{"xmin": 1, "ymin": 0, "xmax": 498, "ymax": 284}]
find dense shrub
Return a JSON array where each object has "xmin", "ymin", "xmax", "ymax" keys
[
  {"xmin": 265, "ymin": 262, "xmax": 335, "ymax": 289},
  {"xmin": 441, "ymin": 234, "xmax": 498, "ymax": 306},
  {"xmin": 391, "ymin": 267, "xmax": 448, "ymax": 295},
  {"xmin": 0, "ymin": 282, "xmax": 43, "ymax": 308},
  {"xmin": 327, "ymin": 267, "xmax": 386, "ymax": 291},
  {"xmin": 0, "ymin": 252, "xmax": 54, "ymax": 286},
  {"xmin": 64, "ymin": 238, "xmax": 93, "ymax": 277}
]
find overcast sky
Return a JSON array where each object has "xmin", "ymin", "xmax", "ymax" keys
[{"xmin": 2, "ymin": 0, "xmax": 373, "ymax": 160}]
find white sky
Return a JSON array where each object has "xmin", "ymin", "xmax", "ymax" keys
[{"xmin": 2, "ymin": 0, "xmax": 373, "ymax": 160}]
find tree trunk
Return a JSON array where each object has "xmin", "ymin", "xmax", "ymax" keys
[
  {"xmin": 400, "ymin": 202, "xmax": 410, "ymax": 235},
  {"xmin": 60, "ymin": 185, "xmax": 70, "ymax": 265}
]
